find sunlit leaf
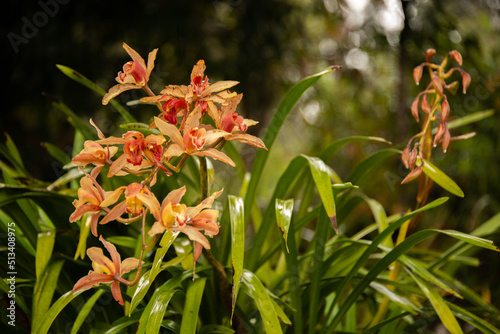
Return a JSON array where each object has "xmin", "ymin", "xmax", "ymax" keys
[
  {"xmin": 35, "ymin": 290, "xmax": 84, "ymax": 334},
  {"xmin": 228, "ymin": 195, "xmax": 245, "ymax": 321},
  {"xmin": 32, "ymin": 260, "xmax": 65, "ymax": 333},
  {"xmin": 275, "ymin": 198, "xmax": 294, "ymax": 253},
  {"xmin": 180, "ymin": 277, "xmax": 207, "ymax": 334},
  {"xmin": 70, "ymin": 289, "xmax": 105, "ymax": 334},
  {"xmin": 302, "ymin": 155, "xmax": 337, "ymax": 233},
  {"xmin": 128, "ymin": 231, "xmax": 178, "ymax": 314},
  {"xmin": 242, "ymin": 270, "xmax": 283, "ymax": 334},
  {"xmin": 35, "ymin": 230, "xmax": 56, "ymax": 280},
  {"xmin": 408, "ymin": 270, "xmax": 463, "ymax": 334},
  {"xmin": 244, "ymin": 66, "xmax": 339, "ymax": 224},
  {"xmin": 420, "ymin": 158, "xmax": 464, "ymax": 197},
  {"xmin": 41, "ymin": 142, "xmax": 71, "ymax": 165}
]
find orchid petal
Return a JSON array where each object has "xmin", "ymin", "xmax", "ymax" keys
[
  {"xmin": 136, "ymin": 192, "xmax": 161, "ymax": 221},
  {"xmin": 100, "ymin": 186, "xmax": 126, "ymax": 207},
  {"xmin": 100, "ymin": 201, "xmax": 128, "ymax": 225},
  {"xmin": 148, "ymin": 220, "xmax": 166, "ymax": 235},
  {"xmin": 146, "ymin": 48, "xmax": 158, "ymax": 80},
  {"xmin": 202, "ymin": 80, "xmax": 239, "ymax": 95},
  {"xmin": 108, "ymin": 154, "xmax": 129, "ymax": 177},
  {"xmin": 102, "ymin": 83, "xmax": 139, "ymax": 105},
  {"xmin": 154, "ymin": 117, "xmax": 184, "ymax": 146},
  {"xmin": 111, "ymin": 280, "xmax": 124, "ymax": 305},
  {"xmin": 163, "ymin": 186, "xmax": 187, "ymax": 207},
  {"xmin": 99, "ymin": 236, "xmax": 122, "ymax": 272},
  {"xmin": 122, "ymin": 43, "xmax": 146, "ymax": 71},
  {"xmin": 120, "ymin": 258, "xmax": 143, "ymax": 275},
  {"xmin": 186, "ymin": 189, "xmax": 223, "ymax": 217},
  {"xmin": 225, "ymin": 133, "xmax": 267, "ymax": 149},
  {"xmin": 193, "ymin": 148, "xmax": 235, "ymax": 167},
  {"xmin": 73, "ymin": 273, "xmax": 114, "ymax": 292},
  {"xmin": 87, "ymin": 247, "xmax": 115, "ymax": 273}
]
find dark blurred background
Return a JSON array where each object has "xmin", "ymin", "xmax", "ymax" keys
[{"xmin": 3, "ymin": 0, "xmax": 500, "ymax": 298}]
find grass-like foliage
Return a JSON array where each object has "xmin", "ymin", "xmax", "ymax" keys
[{"xmin": 1, "ymin": 44, "xmax": 499, "ymax": 334}]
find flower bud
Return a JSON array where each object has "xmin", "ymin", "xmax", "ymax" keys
[
  {"xmin": 411, "ymin": 97, "xmax": 420, "ymax": 122},
  {"xmin": 433, "ymin": 122, "xmax": 446, "ymax": 147},
  {"xmin": 409, "ymin": 147, "xmax": 418, "ymax": 170},
  {"xmin": 413, "ymin": 65, "xmax": 423, "ymax": 85},
  {"xmin": 401, "ymin": 145, "xmax": 411, "ymax": 169},
  {"xmin": 441, "ymin": 96, "xmax": 450, "ymax": 122},
  {"xmin": 425, "ymin": 49, "xmax": 436, "ymax": 63},
  {"xmin": 449, "ymin": 50, "xmax": 463, "ymax": 66},
  {"xmin": 421, "ymin": 94, "xmax": 431, "ymax": 113},
  {"xmin": 461, "ymin": 71, "xmax": 471, "ymax": 94},
  {"xmin": 442, "ymin": 126, "xmax": 451, "ymax": 153},
  {"xmin": 432, "ymin": 74, "xmax": 444, "ymax": 97},
  {"xmin": 401, "ymin": 165, "xmax": 423, "ymax": 184}
]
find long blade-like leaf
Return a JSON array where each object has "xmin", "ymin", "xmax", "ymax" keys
[
  {"xmin": 408, "ymin": 270, "xmax": 463, "ymax": 334},
  {"xmin": 70, "ymin": 289, "xmax": 105, "ymax": 334},
  {"xmin": 228, "ymin": 195, "xmax": 245, "ymax": 321},
  {"xmin": 56, "ymin": 65, "xmax": 136, "ymax": 123},
  {"xmin": 180, "ymin": 277, "xmax": 207, "ymax": 334},
  {"xmin": 244, "ymin": 67, "xmax": 339, "ymax": 224},
  {"xmin": 242, "ymin": 270, "xmax": 283, "ymax": 334},
  {"xmin": 35, "ymin": 290, "xmax": 84, "ymax": 334},
  {"xmin": 421, "ymin": 158, "xmax": 464, "ymax": 197}
]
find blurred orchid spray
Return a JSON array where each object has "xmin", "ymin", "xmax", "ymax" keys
[
  {"xmin": 70, "ymin": 43, "xmax": 267, "ymax": 305},
  {"xmin": 401, "ymin": 49, "xmax": 472, "ymax": 232}
]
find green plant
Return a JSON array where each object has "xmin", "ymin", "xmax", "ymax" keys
[{"xmin": 1, "ymin": 44, "xmax": 499, "ymax": 334}]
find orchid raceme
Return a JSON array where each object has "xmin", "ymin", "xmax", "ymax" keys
[
  {"xmin": 137, "ymin": 186, "xmax": 223, "ymax": 260},
  {"xmin": 73, "ymin": 236, "xmax": 143, "ymax": 305},
  {"xmin": 102, "ymin": 43, "xmax": 158, "ymax": 105}
]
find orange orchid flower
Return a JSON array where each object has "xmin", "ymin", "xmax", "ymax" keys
[
  {"xmin": 99, "ymin": 183, "xmax": 154, "ymax": 225},
  {"xmin": 137, "ymin": 186, "xmax": 223, "ymax": 261},
  {"xmin": 69, "ymin": 173, "xmax": 124, "ymax": 237},
  {"xmin": 154, "ymin": 107, "xmax": 236, "ymax": 167},
  {"xmin": 142, "ymin": 60, "xmax": 238, "ymax": 117},
  {"xmin": 73, "ymin": 236, "xmax": 143, "ymax": 305},
  {"xmin": 102, "ymin": 43, "xmax": 158, "ymax": 105},
  {"xmin": 72, "ymin": 141, "xmax": 119, "ymax": 167},
  {"xmin": 96, "ymin": 131, "xmax": 166, "ymax": 177}
]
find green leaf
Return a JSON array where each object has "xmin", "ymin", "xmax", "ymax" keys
[
  {"xmin": 242, "ymin": 270, "xmax": 283, "ymax": 334},
  {"xmin": 244, "ymin": 66, "xmax": 339, "ymax": 224},
  {"xmin": 35, "ymin": 290, "xmax": 84, "ymax": 334},
  {"xmin": 199, "ymin": 325, "xmax": 235, "ymax": 334},
  {"xmin": 325, "ymin": 197, "xmax": 449, "ymax": 333},
  {"xmin": 408, "ymin": 270, "xmax": 463, "ymax": 334},
  {"xmin": 104, "ymin": 311, "xmax": 142, "ymax": 334},
  {"xmin": 302, "ymin": 154, "xmax": 337, "ymax": 232},
  {"xmin": 308, "ymin": 207, "xmax": 330, "ymax": 334},
  {"xmin": 41, "ymin": 142, "xmax": 71, "ymax": 165},
  {"xmin": 369, "ymin": 282, "xmax": 420, "ymax": 314},
  {"xmin": 421, "ymin": 158, "xmax": 464, "ymax": 197},
  {"xmin": 448, "ymin": 302, "xmax": 500, "ymax": 334},
  {"xmin": 74, "ymin": 213, "xmax": 92, "ymax": 260},
  {"xmin": 275, "ymin": 198, "xmax": 294, "ymax": 253},
  {"xmin": 70, "ymin": 289, "xmax": 105, "ymax": 334},
  {"xmin": 4, "ymin": 132, "xmax": 24, "ymax": 168},
  {"xmin": 136, "ymin": 271, "xmax": 195, "ymax": 334},
  {"xmin": 435, "ymin": 109, "xmax": 494, "ymax": 133},
  {"xmin": 439, "ymin": 229, "xmax": 500, "ymax": 252},
  {"xmin": 32, "ymin": 260, "xmax": 65, "ymax": 333},
  {"xmin": 180, "ymin": 277, "xmax": 207, "ymax": 334},
  {"xmin": 228, "ymin": 195, "xmax": 245, "ymax": 321},
  {"xmin": 146, "ymin": 289, "xmax": 179, "ymax": 334},
  {"xmin": 51, "ymin": 100, "xmax": 98, "ymax": 140},
  {"xmin": 106, "ymin": 236, "xmax": 138, "ymax": 249},
  {"xmin": 119, "ymin": 123, "xmax": 158, "ymax": 136},
  {"xmin": 128, "ymin": 231, "xmax": 178, "ymax": 315},
  {"xmin": 47, "ymin": 166, "xmax": 86, "ymax": 191},
  {"xmin": 35, "ymin": 230, "xmax": 56, "ymax": 280},
  {"xmin": 56, "ymin": 64, "xmax": 136, "ymax": 123}
]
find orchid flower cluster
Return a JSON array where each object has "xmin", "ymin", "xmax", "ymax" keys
[
  {"xmin": 401, "ymin": 49, "xmax": 472, "ymax": 184},
  {"xmin": 69, "ymin": 43, "xmax": 267, "ymax": 305}
]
